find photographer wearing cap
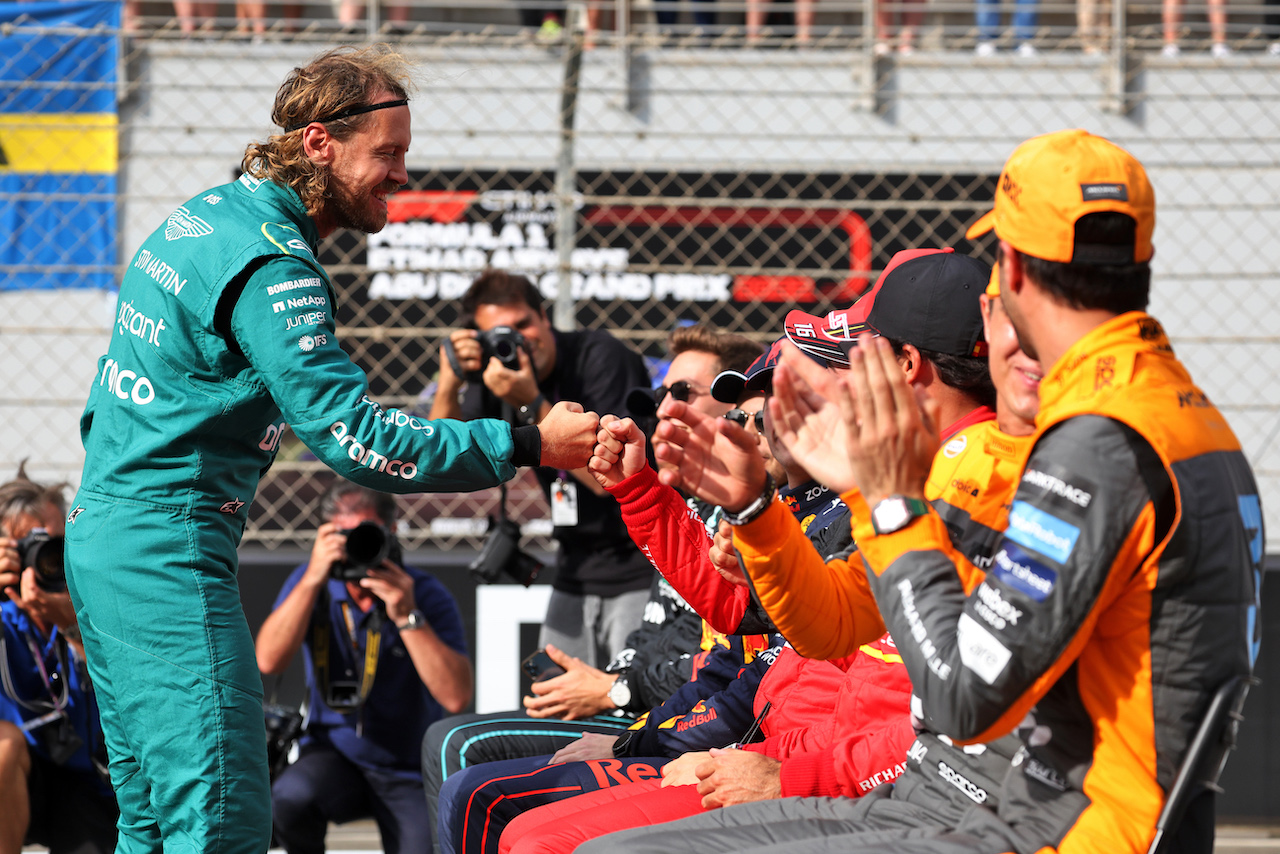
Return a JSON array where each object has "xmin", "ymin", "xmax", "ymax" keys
[
  {"xmin": 0, "ymin": 465, "xmax": 117, "ymax": 854},
  {"xmin": 256, "ymin": 479, "xmax": 470, "ymax": 854},
  {"xmin": 431, "ymin": 269, "xmax": 654, "ymax": 668}
]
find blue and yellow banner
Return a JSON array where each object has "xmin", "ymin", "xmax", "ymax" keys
[{"xmin": 1, "ymin": 1, "xmax": 119, "ymax": 290}]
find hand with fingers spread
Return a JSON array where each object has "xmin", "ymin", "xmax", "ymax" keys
[
  {"xmin": 708, "ymin": 521, "xmax": 748, "ymax": 588},
  {"xmin": 834, "ymin": 334, "xmax": 940, "ymax": 506},
  {"xmin": 651, "ymin": 398, "xmax": 768, "ymax": 513},
  {"xmin": 522, "ymin": 644, "xmax": 618, "ymax": 720},
  {"xmin": 588, "ymin": 416, "xmax": 648, "ymax": 489},
  {"xmin": 769, "ymin": 343, "xmax": 862, "ymax": 495}
]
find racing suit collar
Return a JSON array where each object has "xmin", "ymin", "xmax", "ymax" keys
[
  {"xmin": 1037, "ymin": 311, "xmax": 1169, "ymax": 419},
  {"xmin": 942, "ymin": 405, "xmax": 996, "ymax": 442}
]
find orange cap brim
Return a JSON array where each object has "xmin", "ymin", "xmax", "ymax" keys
[
  {"xmin": 966, "ymin": 209, "xmax": 997, "ymax": 240},
  {"xmin": 986, "ymin": 262, "xmax": 1000, "ymax": 297}
]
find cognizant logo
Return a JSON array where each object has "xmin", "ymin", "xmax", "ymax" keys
[
  {"xmin": 329, "ymin": 421, "xmax": 417, "ymax": 479},
  {"xmin": 99, "ymin": 358, "xmax": 156, "ymax": 406}
]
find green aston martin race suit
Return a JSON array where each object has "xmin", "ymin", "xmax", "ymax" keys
[{"xmin": 65, "ymin": 174, "xmax": 529, "ymax": 854}]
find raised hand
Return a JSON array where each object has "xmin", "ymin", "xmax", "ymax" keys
[
  {"xmin": 836, "ymin": 334, "xmax": 940, "ymax": 506},
  {"xmin": 588, "ymin": 416, "xmax": 648, "ymax": 489},
  {"xmin": 769, "ymin": 342, "xmax": 861, "ymax": 495},
  {"xmin": 538, "ymin": 402, "xmax": 601, "ymax": 471},
  {"xmin": 651, "ymin": 398, "xmax": 767, "ymax": 513}
]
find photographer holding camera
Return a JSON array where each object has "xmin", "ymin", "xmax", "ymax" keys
[
  {"xmin": 0, "ymin": 465, "xmax": 117, "ymax": 854},
  {"xmin": 430, "ymin": 270, "xmax": 653, "ymax": 668},
  {"xmin": 255, "ymin": 479, "xmax": 471, "ymax": 854}
]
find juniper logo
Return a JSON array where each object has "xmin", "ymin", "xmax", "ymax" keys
[{"xmin": 164, "ymin": 206, "xmax": 215, "ymax": 241}]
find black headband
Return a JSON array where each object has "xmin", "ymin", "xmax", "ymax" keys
[{"xmin": 284, "ymin": 98, "xmax": 409, "ymax": 133}]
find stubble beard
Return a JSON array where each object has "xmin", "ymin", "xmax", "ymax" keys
[{"xmin": 328, "ymin": 171, "xmax": 395, "ymax": 235}]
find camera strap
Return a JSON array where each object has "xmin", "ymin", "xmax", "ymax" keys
[
  {"xmin": 309, "ymin": 588, "xmax": 383, "ymax": 737},
  {"xmin": 0, "ymin": 624, "xmax": 70, "ymax": 718}
]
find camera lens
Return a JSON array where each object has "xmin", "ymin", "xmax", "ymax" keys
[
  {"xmin": 17, "ymin": 529, "xmax": 66, "ymax": 594},
  {"xmin": 492, "ymin": 338, "xmax": 518, "ymax": 363},
  {"xmin": 343, "ymin": 522, "xmax": 389, "ymax": 571}
]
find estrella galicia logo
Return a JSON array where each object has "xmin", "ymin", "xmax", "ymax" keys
[
  {"xmin": 992, "ymin": 542, "xmax": 1058, "ymax": 602},
  {"xmin": 1005, "ymin": 501, "xmax": 1079, "ymax": 563}
]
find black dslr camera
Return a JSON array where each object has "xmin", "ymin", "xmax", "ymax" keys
[
  {"xmin": 16, "ymin": 528, "xmax": 65, "ymax": 594},
  {"xmin": 330, "ymin": 521, "xmax": 404, "ymax": 582},
  {"xmin": 468, "ymin": 516, "xmax": 543, "ymax": 587},
  {"xmin": 477, "ymin": 325, "xmax": 527, "ymax": 371}
]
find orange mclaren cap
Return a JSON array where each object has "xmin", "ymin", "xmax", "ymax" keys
[
  {"xmin": 966, "ymin": 129, "xmax": 1155, "ymax": 265},
  {"xmin": 986, "ymin": 262, "xmax": 1000, "ymax": 297}
]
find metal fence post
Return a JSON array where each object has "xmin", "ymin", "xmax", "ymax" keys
[
  {"xmin": 555, "ymin": 3, "xmax": 585, "ymax": 332},
  {"xmin": 854, "ymin": 0, "xmax": 877, "ymax": 111},
  {"xmin": 1102, "ymin": 0, "xmax": 1131, "ymax": 115}
]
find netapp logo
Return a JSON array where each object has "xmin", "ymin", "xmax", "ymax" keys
[{"xmin": 329, "ymin": 421, "xmax": 418, "ymax": 479}]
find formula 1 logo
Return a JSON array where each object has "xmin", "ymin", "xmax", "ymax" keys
[{"xmin": 164, "ymin": 206, "xmax": 214, "ymax": 241}]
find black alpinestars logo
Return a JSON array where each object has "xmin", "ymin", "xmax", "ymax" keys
[{"xmin": 219, "ymin": 497, "xmax": 245, "ymax": 514}]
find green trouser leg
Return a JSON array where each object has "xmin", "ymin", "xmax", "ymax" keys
[{"xmin": 65, "ymin": 491, "xmax": 271, "ymax": 854}]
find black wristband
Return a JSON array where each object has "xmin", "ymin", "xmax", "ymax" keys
[{"xmin": 510, "ymin": 425, "xmax": 541, "ymax": 467}]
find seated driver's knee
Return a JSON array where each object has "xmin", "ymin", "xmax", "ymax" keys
[{"xmin": 0, "ymin": 720, "xmax": 31, "ymax": 779}]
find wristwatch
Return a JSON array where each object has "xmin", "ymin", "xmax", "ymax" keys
[
  {"xmin": 397, "ymin": 609, "xmax": 427, "ymax": 632},
  {"xmin": 607, "ymin": 673, "xmax": 633, "ymax": 710},
  {"xmin": 870, "ymin": 495, "xmax": 931, "ymax": 535},
  {"xmin": 518, "ymin": 393, "xmax": 546, "ymax": 426},
  {"xmin": 722, "ymin": 473, "xmax": 778, "ymax": 527}
]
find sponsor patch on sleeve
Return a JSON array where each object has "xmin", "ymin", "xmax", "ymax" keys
[
  {"xmin": 991, "ymin": 542, "xmax": 1058, "ymax": 602},
  {"xmin": 957, "ymin": 612, "xmax": 1011, "ymax": 685},
  {"xmin": 1004, "ymin": 500, "xmax": 1079, "ymax": 563}
]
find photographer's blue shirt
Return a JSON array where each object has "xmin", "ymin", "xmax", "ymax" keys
[
  {"xmin": 0, "ymin": 602, "xmax": 110, "ymax": 794},
  {"xmin": 274, "ymin": 564, "xmax": 468, "ymax": 778}
]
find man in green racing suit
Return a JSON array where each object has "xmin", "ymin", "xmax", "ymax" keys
[{"xmin": 64, "ymin": 46, "xmax": 598, "ymax": 854}]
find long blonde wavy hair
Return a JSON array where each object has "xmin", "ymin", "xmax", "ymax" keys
[{"xmin": 242, "ymin": 45, "xmax": 411, "ymax": 218}]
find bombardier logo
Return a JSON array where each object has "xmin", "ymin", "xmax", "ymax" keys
[
  {"xmin": 329, "ymin": 421, "xmax": 418, "ymax": 479},
  {"xmin": 164, "ymin": 206, "xmax": 214, "ymax": 241},
  {"xmin": 1021, "ymin": 469, "xmax": 1092, "ymax": 507},
  {"xmin": 267, "ymin": 277, "xmax": 324, "ymax": 296}
]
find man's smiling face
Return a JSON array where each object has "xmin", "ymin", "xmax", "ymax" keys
[{"xmin": 324, "ymin": 93, "xmax": 410, "ymax": 235}]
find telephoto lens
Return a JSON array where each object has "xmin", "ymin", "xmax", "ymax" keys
[
  {"xmin": 16, "ymin": 528, "xmax": 65, "ymax": 593},
  {"xmin": 330, "ymin": 521, "xmax": 393, "ymax": 582}
]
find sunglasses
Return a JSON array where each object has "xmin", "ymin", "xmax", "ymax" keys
[
  {"xmin": 723, "ymin": 408, "xmax": 766, "ymax": 434},
  {"xmin": 655, "ymin": 380, "xmax": 703, "ymax": 405}
]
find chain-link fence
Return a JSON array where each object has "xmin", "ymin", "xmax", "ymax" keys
[{"xmin": 2, "ymin": 3, "xmax": 1278, "ymax": 553}]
